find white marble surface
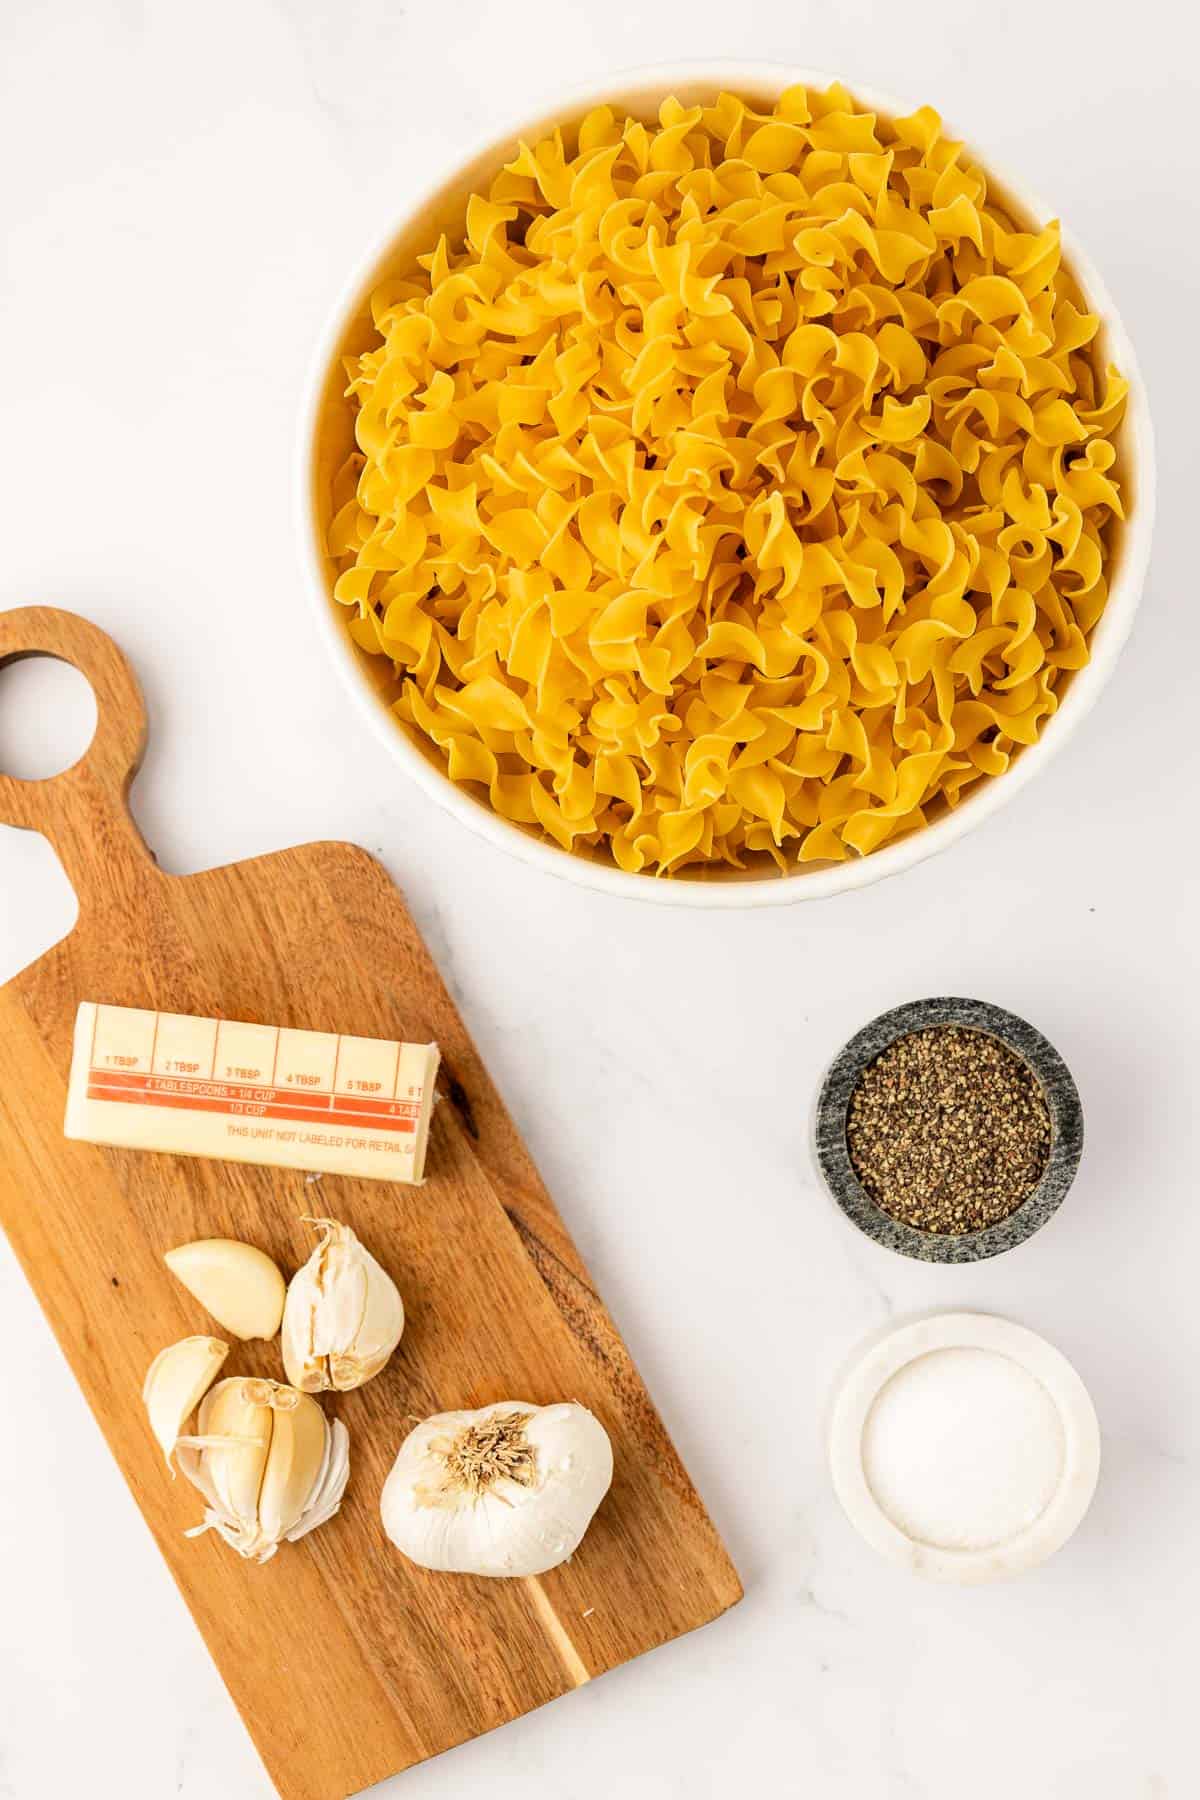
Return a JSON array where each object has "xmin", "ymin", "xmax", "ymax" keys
[{"xmin": 0, "ymin": 2, "xmax": 1196, "ymax": 1795}]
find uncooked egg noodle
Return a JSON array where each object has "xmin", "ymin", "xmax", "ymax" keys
[{"xmin": 328, "ymin": 84, "xmax": 1127, "ymax": 874}]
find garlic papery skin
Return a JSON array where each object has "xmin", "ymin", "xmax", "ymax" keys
[
  {"xmin": 380, "ymin": 1401, "xmax": 613, "ymax": 1577},
  {"xmin": 164, "ymin": 1238, "xmax": 286, "ymax": 1341},
  {"xmin": 142, "ymin": 1336, "xmax": 228, "ymax": 1470},
  {"xmin": 176, "ymin": 1376, "xmax": 349, "ymax": 1564},
  {"xmin": 282, "ymin": 1217, "xmax": 404, "ymax": 1393}
]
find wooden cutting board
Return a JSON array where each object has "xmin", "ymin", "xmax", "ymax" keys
[{"xmin": 0, "ymin": 607, "xmax": 741, "ymax": 1800}]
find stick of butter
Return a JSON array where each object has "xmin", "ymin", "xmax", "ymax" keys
[{"xmin": 65, "ymin": 1002, "xmax": 439, "ymax": 1184}]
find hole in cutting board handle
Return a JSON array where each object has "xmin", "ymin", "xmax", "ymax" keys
[
  {"xmin": 0, "ymin": 611, "xmax": 156, "ymax": 910},
  {"xmin": 0, "ymin": 657, "xmax": 95, "ymax": 978},
  {"xmin": 0, "ymin": 656, "xmax": 99, "ymax": 782}
]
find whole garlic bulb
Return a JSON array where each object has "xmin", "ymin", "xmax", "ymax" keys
[
  {"xmin": 176, "ymin": 1375, "xmax": 349, "ymax": 1564},
  {"xmin": 380, "ymin": 1400, "xmax": 613, "ymax": 1577},
  {"xmin": 282, "ymin": 1217, "xmax": 404, "ymax": 1393}
]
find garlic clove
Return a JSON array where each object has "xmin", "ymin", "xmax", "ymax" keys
[
  {"xmin": 257, "ymin": 1388, "xmax": 329, "ymax": 1545},
  {"xmin": 175, "ymin": 1440, "xmax": 221, "ymax": 1517},
  {"xmin": 164, "ymin": 1238, "xmax": 286, "ymax": 1341},
  {"xmin": 181, "ymin": 1376, "xmax": 275, "ymax": 1549},
  {"xmin": 282, "ymin": 1217, "xmax": 404, "ymax": 1393},
  {"xmin": 286, "ymin": 1419, "xmax": 351, "ymax": 1543},
  {"xmin": 142, "ymin": 1336, "xmax": 228, "ymax": 1470},
  {"xmin": 381, "ymin": 1400, "xmax": 613, "ymax": 1578},
  {"xmin": 175, "ymin": 1376, "xmax": 351, "ymax": 1564}
]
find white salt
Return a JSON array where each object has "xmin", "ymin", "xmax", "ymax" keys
[{"xmin": 861, "ymin": 1347, "xmax": 1065, "ymax": 1551}]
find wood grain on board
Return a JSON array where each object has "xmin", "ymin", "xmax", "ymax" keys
[{"xmin": 0, "ymin": 607, "xmax": 741, "ymax": 1800}]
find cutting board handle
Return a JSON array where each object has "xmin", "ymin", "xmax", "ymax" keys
[{"xmin": 0, "ymin": 607, "xmax": 157, "ymax": 903}]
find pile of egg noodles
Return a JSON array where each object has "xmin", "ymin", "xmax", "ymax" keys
[{"xmin": 328, "ymin": 85, "xmax": 1127, "ymax": 875}]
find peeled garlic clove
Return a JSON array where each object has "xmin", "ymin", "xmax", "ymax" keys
[
  {"xmin": 282, "ymin": 1217, "xmax": 404, "ymax": 1393},
  {"xmin": 286, "ymin": 1418, "xmax": 350, "ymax": 1544},
  {"xmin": 381, "ymin": 1400, "xmax": 613, "ymax": 1578},
  {"xmin": 256, "ymin": 1388, "xmax": 328, "ymax": 1544},
  {"xmin": 142, "ymin": 1336, "xmax": 228, "ymax": 1470},
  {"xmin": 180, "ymin": 1376, "xmax": 275, "ymax": 1552},
  {"xmin": 164, "ymin": 1238, "xmax": 286, "ymax": 1341}
]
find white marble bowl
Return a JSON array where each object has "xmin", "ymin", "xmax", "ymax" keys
[
  {"xmin": 828, "ymin": 1311, "xmax": 1101, "ymax": 1582},
  {"xmin": 299, "ymin": 63, "xmax": 1154, "ymax": 907}
]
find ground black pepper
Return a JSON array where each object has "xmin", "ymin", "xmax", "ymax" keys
[{"xmin": 846, "ymin": 1026, "xmax": 1051, "ymax": 1235}]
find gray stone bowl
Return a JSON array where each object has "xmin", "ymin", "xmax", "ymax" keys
[{"xmin": 814, "ymin": 997, "xmax": 1083, "ymax": 1264}]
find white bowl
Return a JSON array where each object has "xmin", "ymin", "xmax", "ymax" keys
[
  {"xmin": 298, "ymin": 62, "xmax": 1155, "ymax": 908},
  {"xmin": 828, "ymin": 1311, "xmax": 1101, "ymax": 1583}
]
